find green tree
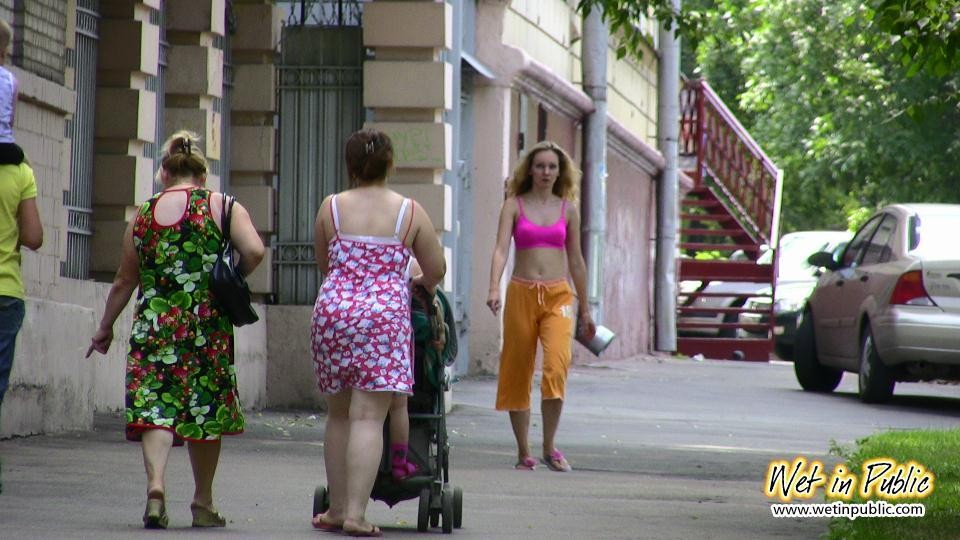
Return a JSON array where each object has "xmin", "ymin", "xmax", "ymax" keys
[{"xmin": 579, "ymin": 0, "xmax": 960, "ymax": 231}]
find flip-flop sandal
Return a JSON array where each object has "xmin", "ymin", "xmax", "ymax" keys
[
  {"xmin": 542, "ymin": 449, "xmax": 572, "ymax": 472},
  {"xmin": 143, "ymin": 498, "xmax": 169, "ymax": 529},
  {"xmin": 514, "ymin": 456, "xmax": 537, "ymax": 470},
  {"xmin": 191, "ymin": 504, "xmax": 227, "ymax": 527},
  {"xmin": 312, "ymin": 513, "xmax": 343, "ymax": 532},
  {"xmin": 344, "ymin": 523, "xmax": 382, "ymax": 537}
]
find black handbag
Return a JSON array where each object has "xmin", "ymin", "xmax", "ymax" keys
[{"xmin": 210, "ymin": 195, "xmax": 259, "ymax": 326}]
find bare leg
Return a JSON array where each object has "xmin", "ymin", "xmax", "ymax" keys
[
  {"xmin": 342, "ymin": 390, "xmax": 392, "ymax": 535},
  {"xmin": 141, "ymin": 429, "xmax": 174, "ymax": 499},
  {"xmin": 388, "ymin": 393, "xmax": 409, "ymax": 447},
  {"xmin": 509, "ymin": 409, "xmax": 532, "ymax": 461},
  {"xmin": 187, "ymin": 439, "xmax": 222, "ymax": 510},
  {"xmin": 315, "ymin": 390, "xmax": 351, "ymax": 528},
  {"xmin": 541, "ymin": 398, "xmax": 564, "ymax": 456}
]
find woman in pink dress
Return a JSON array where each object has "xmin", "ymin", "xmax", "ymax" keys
[{"xmin": 310, "ymin": 129, "xmax": 445, "ymax": 537}]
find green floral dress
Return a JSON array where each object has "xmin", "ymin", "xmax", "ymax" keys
[{"xmin": 125, "ymin": 188, "xmax": 244, "ymax": 443}]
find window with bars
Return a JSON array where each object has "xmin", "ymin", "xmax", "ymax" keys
[{"xmin": 61, "ymin": 0, "xmax": 99, "ymax": 280}]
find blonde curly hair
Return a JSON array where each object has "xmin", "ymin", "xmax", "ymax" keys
[{"xmin": 505, "ymin": 141, "xmax": 581, "ymax": 202}]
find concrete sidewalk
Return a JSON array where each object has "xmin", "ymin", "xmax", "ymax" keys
[{"xmin": 0, "ymin": 357, "xmax": 826, "ymax": 539}]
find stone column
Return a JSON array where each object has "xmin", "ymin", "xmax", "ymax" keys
[
  {"xmin": 363, "ymin": 0, "xmax": 454, "ymax": 289},
  {"xmin": 228, "ymin": 0, "xmax": 281, "ymax": 295},
  {"xmin": 89, "ymin": 0, "xmax": 161, "ymax": 277},
  {"xmin": 165, "ymin": 0, "xmax": 224, "ymax": 187}
]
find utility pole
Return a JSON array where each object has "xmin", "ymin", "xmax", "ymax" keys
[
  {"xmin": 581, "ymin": 7, "xmax": 608, "ymax": 324},
  {"xmin": 655, "ymin": 0, "xmax": 681, "ymax": 352}
]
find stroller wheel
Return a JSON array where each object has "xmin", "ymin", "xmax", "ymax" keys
[
  {"xmin": 417, "ymin": 487, "xmax": 430, "ymax": 532},
  {"xmin": 453, "ymin": 486, "xmax": 463, "ymax": 529},
  {"xmin": 441, "ymin": 488, "xmax": 454, "ymax": 534},
  {"xmin": 313, "ymin": 485, "xmax": 329, "ymax": 517}
]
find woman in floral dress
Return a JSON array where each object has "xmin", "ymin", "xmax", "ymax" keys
[
  {"xmin": 87, "ymin": 130, "xmax": 264, "ymax": 529},
  {"xmin": 310, "ymin": 129, "xmax": 445, "ymax": 537}
]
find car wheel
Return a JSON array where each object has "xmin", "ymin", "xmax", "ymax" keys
[
  {"xmin": 858, "ymin": 327, "xmax": 895, "ymax": 403},
  {"xmin": 793, "ymin": 309, "xmax": 842, "ymax": 392}
]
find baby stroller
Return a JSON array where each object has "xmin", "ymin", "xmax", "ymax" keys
[{"xmin": 313, "ymin": 287, "xmax": 463, "ymax": 533}]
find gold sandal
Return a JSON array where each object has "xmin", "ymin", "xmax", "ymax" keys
[
  {"xmin": 143, "ymin": 498, "xmax": 169, "ymax": 529},
  {"xmin": 191, "ymin": 504, "xmax": 226, "ymax": 527}
]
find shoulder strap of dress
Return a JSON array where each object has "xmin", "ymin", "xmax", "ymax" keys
[
  {"xmin": 330, "ymin": 195, "xmax": 341, "ymax": 233},
  {"xmin": 560, "ymin": 199, "xmax": 567, "ymax": 220},
  {"xmin": 516, "ymin": 197, "xmax": 526, "ymax": 217},
  {"xmin": 393, "ymin": 198, "xmax": 411, "ymax": 239}
]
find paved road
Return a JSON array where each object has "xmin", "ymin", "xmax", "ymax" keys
[{"xmin": 2, "ymin": 356, "xmax": 959, "ymax": 539}]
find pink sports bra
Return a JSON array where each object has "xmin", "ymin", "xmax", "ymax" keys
[{"xmin": 513, "ymin": 198, "xmax": 567, "ymax": 250}]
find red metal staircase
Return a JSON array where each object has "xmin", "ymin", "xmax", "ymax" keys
[{"xmin": 676, "ymin": 80, "xmax": 783, "ymax": 361}]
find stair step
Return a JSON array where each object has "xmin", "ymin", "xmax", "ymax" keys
[
  {"xmin": 676, "ymin": 306, "xmax": 770, "ymax": 314},
  {"xmin": 677, "ymin": 337, "xmax": 772, "ymax": 361},
  {"xmin": 679, "ymin": 242, "xmax": 761, "ymax": 252},
  {"xmin": 680, "ymin": 213, "xmax": 736, "ymax": 222},
  {"xmin": 682, "ymin": 199, "xmax": 723, "ymax": 208},
  {"xmin": 679, "ymin": 260, "xmax": 774, "ymax": 281},
  {"xmin": 680, "ymin": 228, "xmax": 746, "ymax": 237}
]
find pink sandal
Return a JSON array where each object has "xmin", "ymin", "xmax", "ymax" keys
[
  {"xmin": 514, "ymin": 456, "xmax": 537, "ymax": 470},
  {"xmin": 542, "ymin": 449, "xmax": 572, "ymax": 472}
]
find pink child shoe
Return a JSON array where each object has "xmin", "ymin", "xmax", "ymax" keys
[{"xmin": 392, "ymin": 460, "xmax": 420, "ymax": 481}]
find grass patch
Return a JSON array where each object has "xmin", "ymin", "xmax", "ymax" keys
[{"xmin": 826, "ymin": 428, "xmax": 960, "ymax": 539}]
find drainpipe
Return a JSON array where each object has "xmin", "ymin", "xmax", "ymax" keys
[
  {"xmin": 655, "ymin": 0, "xmax": 681, "ymax": 352},
  {"xmin": 581, "ymin": 7, "xmax": 608, "ymax": 324}
]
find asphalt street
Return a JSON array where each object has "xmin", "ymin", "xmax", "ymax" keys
[{"xmin": 3, "ymin": 355, "xmax": 960, "ymax": 539}]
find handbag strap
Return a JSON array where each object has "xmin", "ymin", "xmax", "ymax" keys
[{"xmin": 220, "ymin": 194, "xmax": 234, "ymax": 242}]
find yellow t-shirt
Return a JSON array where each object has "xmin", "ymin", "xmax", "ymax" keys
[{"xmin": 0, "ymin": 163, "xmax": 37, "ymax": 299}]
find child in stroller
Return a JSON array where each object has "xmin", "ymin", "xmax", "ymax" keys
[{"xmin": 314, "ymin": 284, "xmax": 463, "ymax": 534}]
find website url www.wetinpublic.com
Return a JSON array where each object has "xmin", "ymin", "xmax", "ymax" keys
[{"xmin": 770, "ymin": 501, "xmax": 925, "ymax": 520}]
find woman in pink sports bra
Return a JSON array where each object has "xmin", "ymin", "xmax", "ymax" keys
[
  {"xmin": 310, "ymin": 129, "xmax": 445, "ymax": 537},
  {"xmin": 486, "ymin": 140, "xmax": 597, "ymax": 473}
]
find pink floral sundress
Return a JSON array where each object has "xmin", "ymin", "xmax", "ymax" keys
[{"xmin": 311, "ymin": 195, "xmax": 414, "ymax": 395}]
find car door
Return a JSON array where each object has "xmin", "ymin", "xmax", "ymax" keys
[
  {"xmin": 812, "ymin": 215, "xmax": 882, "ymax": 364},
  {"xmin": 834, "ymin": 214, "xmax": 899, "ymax": 362}
]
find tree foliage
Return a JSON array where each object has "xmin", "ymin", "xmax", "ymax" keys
[{"xmin": 579, "ymin": 0, "xmax": 960, "ymax": 231}]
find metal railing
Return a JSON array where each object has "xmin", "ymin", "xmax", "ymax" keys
[{"xmin": 680, "ymin": 79, "xmax": 783, "ymax": 246}]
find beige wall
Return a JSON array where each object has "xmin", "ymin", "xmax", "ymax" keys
[{"xmin": 470, "ymin": 0, "xmax": 665, "ymax": 372}]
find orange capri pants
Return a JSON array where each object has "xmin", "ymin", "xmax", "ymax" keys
[{"xmin": 495, "ymin": 277, "xmax": 576, "ymax": 411}]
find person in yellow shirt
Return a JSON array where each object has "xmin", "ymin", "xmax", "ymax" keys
[{"xmin": 0, "ymin": 160, "xmax": 41, "ymax": 412}]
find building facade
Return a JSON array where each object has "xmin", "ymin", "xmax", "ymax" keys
[{"xmin": 3, "ymin": 0, "xmax": 666, "ymax": 438}]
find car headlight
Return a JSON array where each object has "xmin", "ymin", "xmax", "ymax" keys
[
  {"xmin": 773, "ymin": 297, "xmax": 805, "ymax": 314},
  {"xmin": 744, "ymin": 296, "xmax": 772, "ymax": 311}
]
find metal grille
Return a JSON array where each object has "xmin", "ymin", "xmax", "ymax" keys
[
  {"xmin": 275, "ymin": 64, "xmax": 363, "ymax": 304},
  {"xmin": 279, "ymin": 0, "xmax": 366, "ymax": 27},
  {"xmin": 61, "ymin": 0, "xmax": 99, "ymax": 280},
  {"xmin": 13, "ymin": 0, "xmax": 67, "ymax": 83},
  {"xmin": 222, "ymin": 4, "xmax": 235, "ymax": 190},
  {"xmin": 147, "ymin": 3, "xmax": 168, "ymax": 191}
]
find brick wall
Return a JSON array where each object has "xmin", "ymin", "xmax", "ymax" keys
[{"xmin": 14, "ymin": 0, "xmax": 67, "ymax": 84}]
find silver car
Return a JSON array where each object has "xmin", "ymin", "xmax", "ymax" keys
[{"xmin": 794, "ymin": 203, "xmax": 960, "ymax": 403}]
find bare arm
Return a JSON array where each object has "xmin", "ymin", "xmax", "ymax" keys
[
  {"xmin": 314, "ymin": 195, "xmax": 333, "ymax": 275},
  {"xmin": 486, "ymin": 198, "xmax": 517, "ymax": 315},
  {"xmin": 17, "ymin": 197, "xmax": 42, "ymax": 250},
  {"xmin": 565, "ymin": 203, "xmax": 596, "ymax": 339},
  {"xmin": 86, "ymin": 219, "xmax": 139, "ymax": 357},
  {"xmin": 409, "ymin": 201, "xmax": 445, "ymax": 292},
  {"xmin": 228, "ymin": 200, "xmax": 265, "ymax": 277}
]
